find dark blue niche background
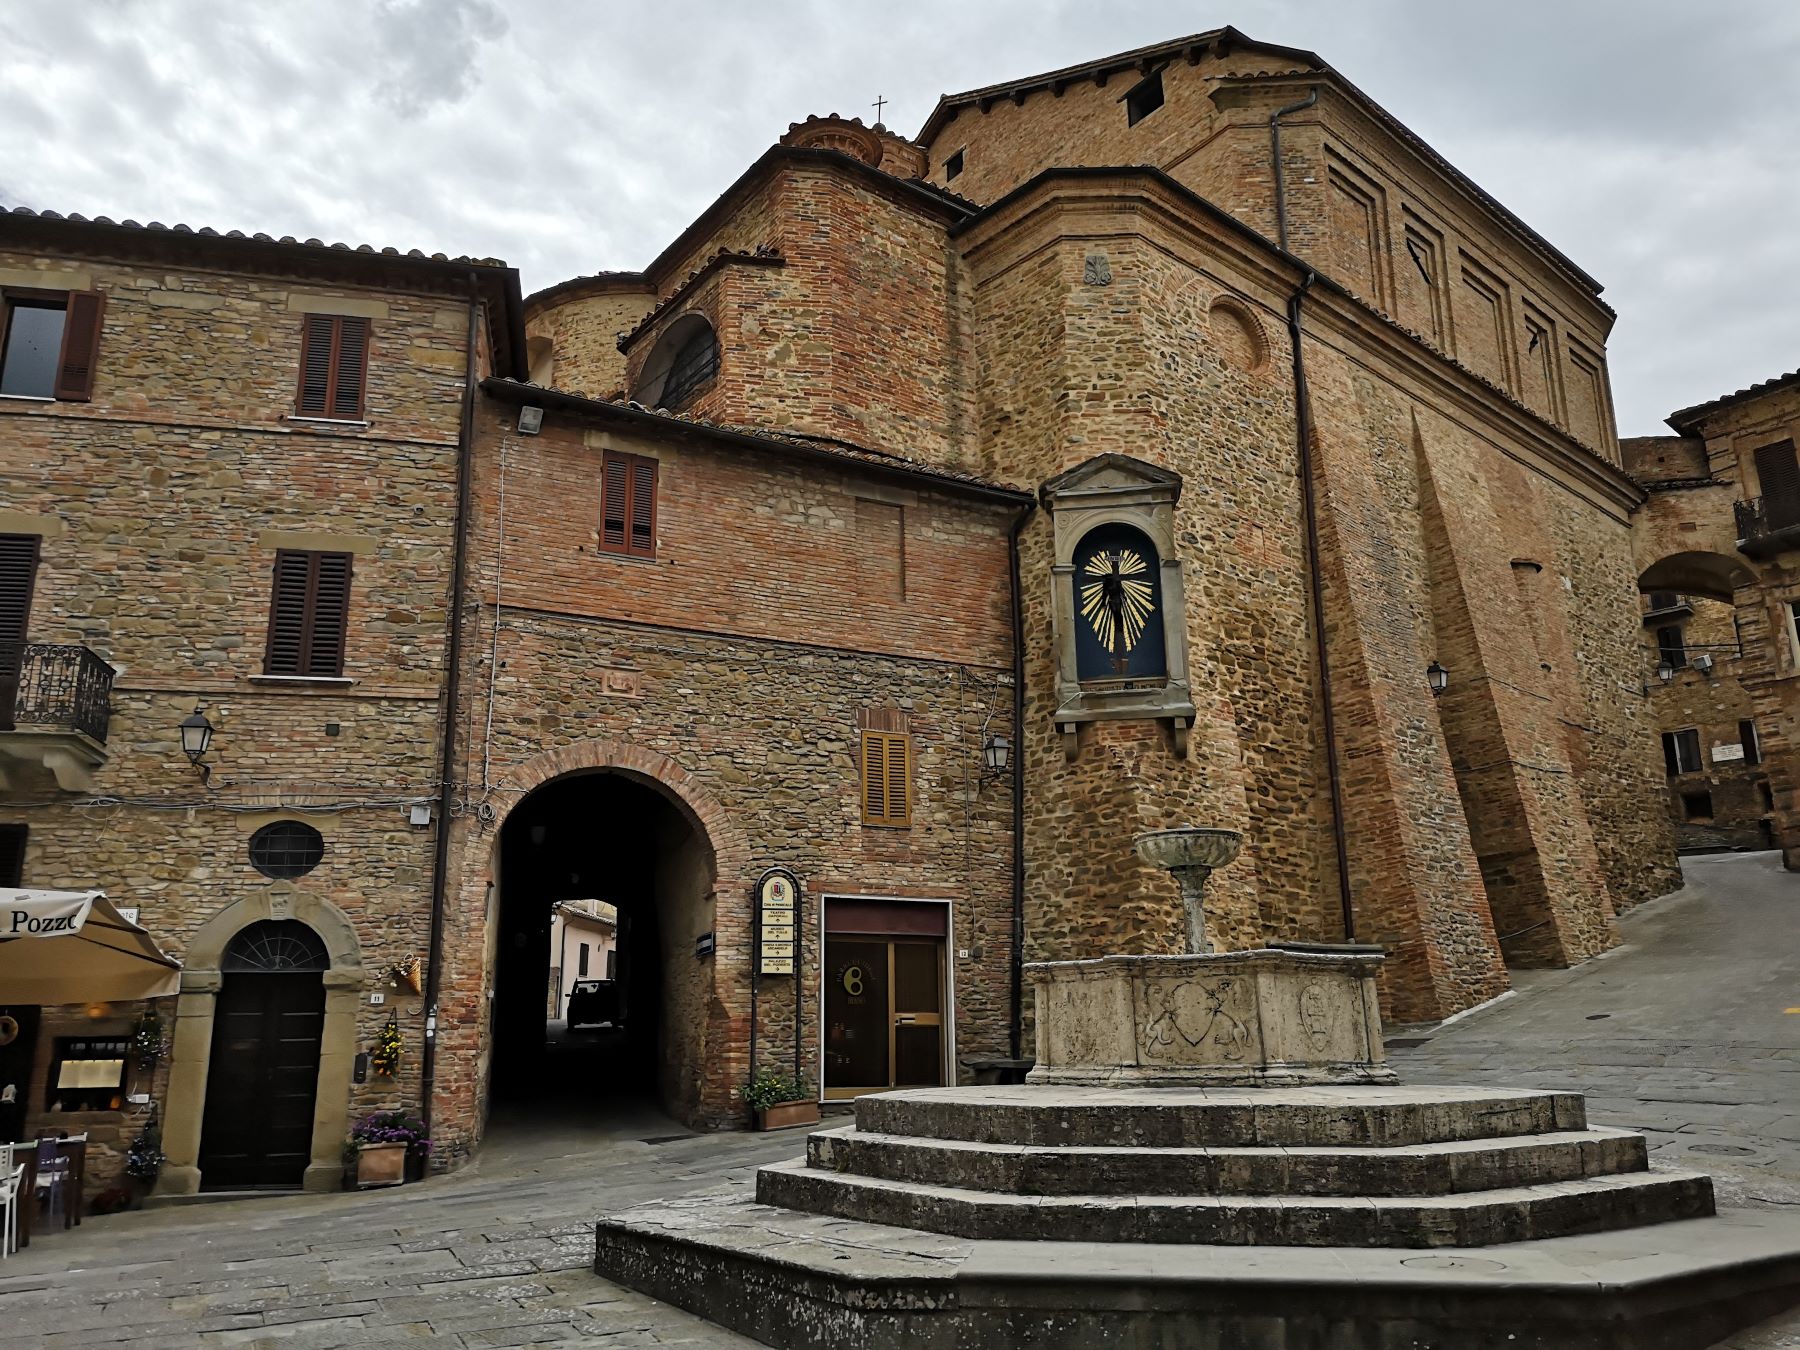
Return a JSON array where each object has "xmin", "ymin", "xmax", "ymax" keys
[{"xmin": 1072, "ymin": 522, "xmax": 1166, "ymax": 682}]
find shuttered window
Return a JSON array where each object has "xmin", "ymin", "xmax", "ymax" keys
[
  {"xmin": 1661, "ymin": 728, "xmax": 1701, "ymax": 777},
  {"xmin": 264, "ymin": 550, "xmax": 353, "ymax": 677},
  {"xmin": 0, "ymin": 534, "xmax": 39, "ymax": 731},
  {"xmin": 860, "ymin": 730, "xmax": 912, "ymax": 827},
  {"xmin": 1, "ymin": 289, "xmax": 103, "ymax": 401},
  {"xmin": 295, "ymin": 314, "xmax": 370, "ymax": 419},
  {"xmin": 599, "ymin": 451, "xmax": 657, "ymax": 559},
  {"xmin": 1754, "ymin": 440, "xmax": 1800, "ymax": 529},
  {"xmin": 0, "ymin": 824, "xmax": 23, "ymax": 886}
]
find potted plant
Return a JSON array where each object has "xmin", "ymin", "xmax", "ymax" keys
[
  {"xmin": 742, "ymin": 1069, "xmax": 819, "ymax": 1131},
  {"xmin": 349, "ymin": 1109, "xmax": 430, "ymax": 1188},
  {"xmin": 122, "ymin": 1117, "xmax": 165, "ymax": 1207},
  {"xmin": 370, "ymin": 1018, "xmax": 403, "ymax": 1078}
]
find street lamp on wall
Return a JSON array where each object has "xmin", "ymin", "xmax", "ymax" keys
[
  {"xmin": 1426, "ymin": 662, "xmax": 1449, "ymax": 696},
  {"xmin": 179, "ymin": 707, "xmax": 214, "ymax": 784},
  {"xmin": 1656, "ymin": 659, "xmax": 1676, "ymax": 684},
  {"xmin": 979, "ymin": 733, "xmax": 1013, "ymax": 787}
]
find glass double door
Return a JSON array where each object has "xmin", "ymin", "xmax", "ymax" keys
[{"xmin": 823, "ymin": 937, "xmax": 944, "ymax": 1099}]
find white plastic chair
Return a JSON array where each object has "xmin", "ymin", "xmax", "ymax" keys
[{"xmin": 0, "ymin": 1162, "xmax": 23, "ymax": 1258}]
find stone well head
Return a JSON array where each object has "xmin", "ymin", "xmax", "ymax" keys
[{"xmin": 1133, "ymin": 827, "xmax": 1243, "ymax": 873}]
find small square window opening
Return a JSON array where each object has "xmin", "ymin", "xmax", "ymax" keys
[
  {"xmin": 944, "ymin": 150, "xmax": 964, "ymax": 181},
  {"xmin": 1125, "ymin": 70, "xmax": 1165, "ymax": 126}
]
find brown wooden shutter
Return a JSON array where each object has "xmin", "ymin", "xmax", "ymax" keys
[
  {"xmin": 1755, "ymin": 440, "xmax": 1800, "ymax": 527},
  {"xmin": 885, "ymin": 734, "xmax": 911, "ymax": 825},
  {"xmin": 0, "ymin": 823, "xmax": 25, "ymax": 887},
  {"xmin": 265, "ymin": 551, "xmax": 313, "ymax": 674},
  {"xmin": 861, "ymin": 730, "xmax": 888, "ymax": 822},
  {"xmin": 0, "ymin": 533, "xmax": 39, "ymax": 732},
  {"xmin": 628, "ymin": 456, "xmax": 657, "ymax": 557},
  {"xmin": 860, "ymin": 730, "xmax": 911, "ymax": 827},
  {"xmin": 331, "ymin": 316, "xmax": 369, "ymax": 418},
  {"xmin": 307, "ymin": 552, "xmax": 352, "ymax": 675},
  {"xmin": 297, "ymin": 315, "xmax": 335, "ymax": 415},
  {"xmin": 53, "ymin": 290, "xmax": 105, "ymax": 401},
  {"xmin": 601, "ymin": 454, "xmax": 629, "ymax": 551}
]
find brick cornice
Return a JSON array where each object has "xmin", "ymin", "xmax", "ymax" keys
[{"xmin": 953, "ymin": 168, "xmax": 1644, "ymax": 522}]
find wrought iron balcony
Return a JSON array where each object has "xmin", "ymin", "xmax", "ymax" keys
[
  {"xmin": 1734, "ymin": 497, "xmax": 1800, "ymax": 559},
  {"xmin": 0, "ymin": 643, "xmax": 114, "ymax": 793},
  {"xmin": 2, "ymin": 642, "xmax": 114, "ymax": 741}
]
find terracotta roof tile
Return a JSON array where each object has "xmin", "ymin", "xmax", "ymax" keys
[{"xmin": 1668, "ymin": 368, "xmax": 1800, "ymax": 430}]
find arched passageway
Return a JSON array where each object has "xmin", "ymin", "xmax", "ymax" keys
[{"xmin": 485, "ymin": 770, "xmax": 717, "ymax": 1133}]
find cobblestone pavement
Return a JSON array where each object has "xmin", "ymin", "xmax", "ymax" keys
[
  {"xmin": 1388, "ymin": 850, "xmax": 1800, "ymax": 1347},
  {"xmin": 0, "ymin": 1101, "xmax": 800, "ymax": 1347},
  {"xmin": 3, "ymin": 851, "xmax": 1795, "ymax": 1347}
]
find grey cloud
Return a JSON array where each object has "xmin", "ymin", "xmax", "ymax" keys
[{"xmin": 1, "ymin": 0, "xmax": 1794, "ymax": 433}]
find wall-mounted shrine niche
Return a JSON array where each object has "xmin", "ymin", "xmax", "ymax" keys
[{"xmin": 1040, "ymin": 454, "xmax": 1196, "ymax": 758}]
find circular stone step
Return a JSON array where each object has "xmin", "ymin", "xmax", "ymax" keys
[
  {"xmin": 755, "ymin": 1157, "xmax": 1715, "ymax": 1248},
  {"xmin": 854, "ymin": 1084, "xmax": 1587, "ymax": 1149},
  {"xmin": 806, "ymin": 1125, "xmax": 1650, "ymax": 1198}
]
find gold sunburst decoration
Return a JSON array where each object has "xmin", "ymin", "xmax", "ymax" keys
[{"xmin": 1079, "ymin": 547, "xmax": 1155, "ymax": 662}]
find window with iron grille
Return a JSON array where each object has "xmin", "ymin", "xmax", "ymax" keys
[
  {"xmin": 860, "ymin": 730, "xmax": 912, "ymax": 827},
  {"xmin": 221, "ymin": 918, "xmax": 330, "ymax": 971},
  {"xmin": 655, "ymin": 325, "xmax": 718, "ymax": 410},
  {"xmin": 248, "ymin": 820, "xmax": 326, "ymax": 880},
  {"xmin": 264, "ymin": 550, "xmax": 353, "ymax": 676},
  {"xmin": 295, "ymin": 314, "xmax": 370, "ymax": 419},
  {"xmin": 599, "ymin": 451, "xmax": 658, "ymax": 559}
]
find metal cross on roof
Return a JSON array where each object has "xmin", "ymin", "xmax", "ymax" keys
[{"xmin": 872, "ymin": 95, "xmax": 887, "ymax": 125}]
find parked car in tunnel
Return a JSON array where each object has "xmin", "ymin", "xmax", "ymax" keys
[{"xmin": 566, "ymin": 978, "xmax": 621, "ymax": 1030}]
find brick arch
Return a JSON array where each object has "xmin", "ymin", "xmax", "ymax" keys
[{"xmin": 484, "ymin": 738, "xmax": 752, "ymax": 888}]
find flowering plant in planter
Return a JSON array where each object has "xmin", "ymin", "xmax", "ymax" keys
[
  {"xmin": 349, "ymin": 1109, "xmax": 431, "ymax": 1162},
  {"xmin": 370, "ymin": 1018, "xmax": 402, "ymax": 1077},
  {"xmin": 742, "ymin": 1070, "xmax": 819, "ymax": 1130}
]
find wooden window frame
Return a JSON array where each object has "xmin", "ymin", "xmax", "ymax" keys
[
  {"xmin": 294, "ymin": 313, "xmax": 371, "ymax": 420},
  {"xmin": 263, "ymin": 549, "xmax": 353, "ymax": 677},
  {"xmin": 1662, "ymin": 728, "xmax": 1701, "ymax": 777},
  {"xmin": 599, "ymin": 450, "xmax": 658, "ymax": 560},
  {"xmin": 860, "ymin": 729, "xmax": 912, "ymax": 828},
  {"xmin": 1, "ymin": 287, "xmax": 104, "ymax": 402}
]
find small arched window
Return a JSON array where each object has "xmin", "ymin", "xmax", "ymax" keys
[
  {"xmin": 248, "ymin": 819, "xmax": 325, "ymax": 880},
  {"xmin": 1073, "ymin": 523, "xmax": 1167, "ymax": 682},
  {"xmin": 221, "ymin": 919, "xmax": 329, "ymax": 973},
  {"xmin": 636, "ymin": 314, "xmax": 718, "ymax": 411}
]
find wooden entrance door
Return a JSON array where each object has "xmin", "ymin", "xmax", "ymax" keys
[
  {"xmin": 198, "ymin": 921, "xmax": 329, "ymax": 1190},
  {"xmin": 823, "ymin": 935, "xmax": 946, "ymax": 1098}
]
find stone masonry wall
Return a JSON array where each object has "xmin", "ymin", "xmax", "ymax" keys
[{"xmin": 0, "ymin": 241, "xmax": 478, "ymax": 1196}]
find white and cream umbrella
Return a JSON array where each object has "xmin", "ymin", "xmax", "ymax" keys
[{"xmin": 0, "ymin": 889, "xmax": 181, "ymax": 1003}]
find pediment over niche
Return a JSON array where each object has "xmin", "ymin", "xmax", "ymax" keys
[{"xmin": 1040, "ymin": 454, "xmax": 1183, "ymax": 508}]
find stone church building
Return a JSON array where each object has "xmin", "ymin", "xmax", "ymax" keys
[{"xmin": 0, "ymin": 27, "xmax": 1678, "ymax": 1191}]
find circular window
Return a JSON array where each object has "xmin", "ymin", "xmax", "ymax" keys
[{"xmin": 248, "ymin": 820, "xmax": 325, "ymax": 880}]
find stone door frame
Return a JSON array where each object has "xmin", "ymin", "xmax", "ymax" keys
[{"xmin": 154, "ymin": 886, "xmax": 363, "ymax": 1196}]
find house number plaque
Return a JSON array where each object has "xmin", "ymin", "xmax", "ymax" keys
[{"xmin": 756, "ymin": 868, "xmax": 800, "ymax": 976}]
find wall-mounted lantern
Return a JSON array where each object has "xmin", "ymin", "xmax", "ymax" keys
[
  {"xmin": 1656, "ymin": 659, "xmax": 1676, "ymax": 684},
  {"xmin": 179, "ymin": 707, "xmax": 215, "ymax": 784},
  {"xmin": 1426, "ymin": 662, "xmax": 1450, "ymax": 696},
  {"xmin": 979, "ymin": 733, "xmax": 1013, "ymax": 788}
]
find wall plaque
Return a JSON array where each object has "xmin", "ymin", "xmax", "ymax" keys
[{"xmin": 756, "ymin": 868, "xmax": 800, "ymax": 976}]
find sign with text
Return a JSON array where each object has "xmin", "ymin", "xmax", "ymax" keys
[
  {"xmin": 1711, "ymin": 743, "xmax": 1746, "ymax": 763},
  {"xmin": 756, "ymin": 868, "xmax": 800, "ymax": 976}
]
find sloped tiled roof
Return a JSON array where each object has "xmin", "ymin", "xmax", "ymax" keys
[
  {"xmin": 1668, "ymin": 368, "xmax": 1800, "ymax": 431},
  {"xmin": 481, "ymin": 377, "xmax": 1030, "ymax": 502}
]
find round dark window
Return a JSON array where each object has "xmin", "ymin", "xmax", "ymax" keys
[{"xmin": 248, "ymin": 820, "xmax": 325, "ymax": 880}]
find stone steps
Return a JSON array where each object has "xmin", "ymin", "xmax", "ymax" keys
[
  {"xmin": 855, "ymin": 1084, "xmax": 1587, "ymax": 1149},
  {"xmin": 806, "ymin": 1124, "xmax": 1650, "ymax": 1197},
  {"xmin": 755, "ymin": 1156, "xmax": 1716, "ymax": 1248}
]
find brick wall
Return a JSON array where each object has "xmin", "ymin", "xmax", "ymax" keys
[{"xmin": 423, "ymin": 400, "xmax": 1020, "ymax": 1166}]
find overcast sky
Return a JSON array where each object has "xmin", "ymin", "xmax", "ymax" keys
[{"xmin": 4, "ymin": 1, "xmax": 1795, "ymax": 434}]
